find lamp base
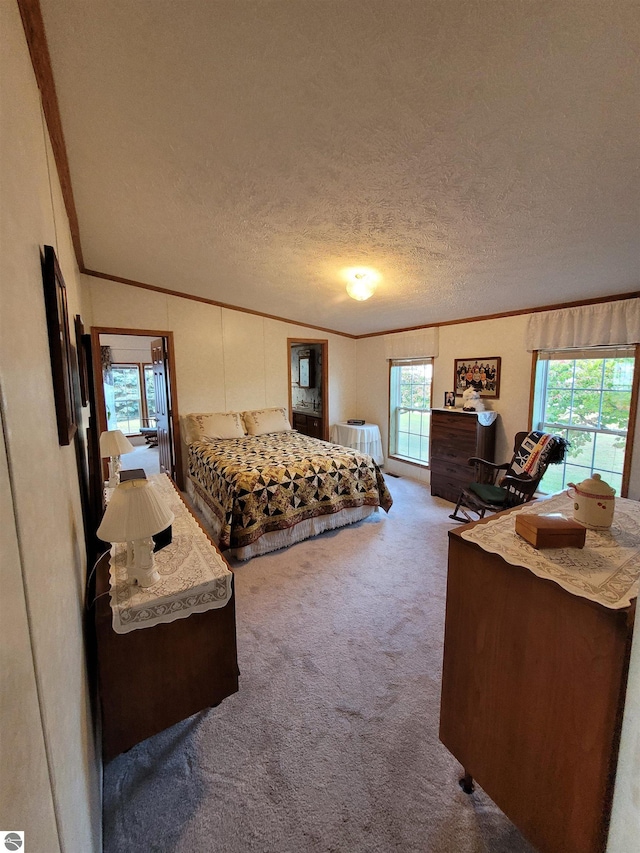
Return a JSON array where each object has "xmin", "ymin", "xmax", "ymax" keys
[
  {"xmin": 131, "ymin": 565, "xmax": 161, "ymax": 588},
  {"xmin": 108, "ymin": 455, "xmax": 122, "ymax": 488},
  {"xmin": 125, "ymin": 538, "xmax": 161, "ymax": 588}
]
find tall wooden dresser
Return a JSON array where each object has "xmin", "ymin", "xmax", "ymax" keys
[{"xmin": 429, "ymin": 408, "xmax": 497, "ymax": 503}]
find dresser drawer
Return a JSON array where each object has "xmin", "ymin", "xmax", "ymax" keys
[
  {"xmin": 430, "ymin": 474, "xmax": 466, "ymax": 504},
  {"xmin": 429, "ymin": 440, "xmax": 475, "ymax": 463},
  {"xmin": 431, "ymin": 411, "xmax": 477, "ymax": 432},
  {"xmin": 430, "ymin": 458, "xmax": 474, "ymax": 482}
]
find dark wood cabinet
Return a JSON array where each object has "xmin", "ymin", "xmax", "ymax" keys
[
  {"xmin": 429, "ymin": 408, "xmax": 496, "ymax": 503},
  {"xmin": 440, "ymin": 517, "xmax": 633, "ymax": 853},
  {"xmin": 94, "ymin": 487, "xmax": 239, "ymax": 761},
  {"xmin": 292, "ymin": 411, "xmax": 324, "ymax": 440}
]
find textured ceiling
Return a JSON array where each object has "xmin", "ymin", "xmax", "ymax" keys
[{"xmin": 40, "ymin": 0, "xmax": 639, "ymax": 335}]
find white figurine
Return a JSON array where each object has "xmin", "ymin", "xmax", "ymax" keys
[{"xmin": 462, "ymin": 386, "xmax": 485, "ymax": 412}]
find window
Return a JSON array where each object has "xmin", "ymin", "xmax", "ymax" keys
[
  {"xmin": 108, "ymin": 364, "xmax": 142, "ymax": 434},
  {"xmin": 389, "ymin": 359, "xmax": 433, "ymax": 465},
  {"xmin": 533, "ymin": 347, "xmax": 636, "ymax": 496},
  {"xmin": 104, "ymin": 363, "xmax": 156, "ymax": 435}
]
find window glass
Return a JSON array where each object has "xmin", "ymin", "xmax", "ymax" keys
[
  {"xmin": 109, "ymin": 364, "xmax": 142, "ymax": 434},
  {"xmin": 534, "ymin": 348, "xmax": 634, "ymax": 495},
  {"xmin": 389, "ymin": 359, "xmax": 433, "ymax": 465}
]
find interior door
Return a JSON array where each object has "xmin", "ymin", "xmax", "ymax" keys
[
  {"xmin": 151, "ymin": 338, "xmax": 174, "ymax": 478},
  {"xmin": 288, "ymin": 340, "xmax": 329, "ymax": 440}
]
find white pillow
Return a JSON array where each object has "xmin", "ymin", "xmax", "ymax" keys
[
  {"xmin": 183, "ymin": 412, "xmax": 246, "ymax": 444},
  {"xmin": 243, "ymin": 407, "xmax": 292, "ymax": 436}
]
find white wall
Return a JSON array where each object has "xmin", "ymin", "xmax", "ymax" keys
[
  {"xmin": 355, "ymin": 314, "xmax": 533, "ymax": 483},
  {"xmin": 86, "ymin": 273, "xmax": 639, "ymax": 499},
  {"xmin": 0, "ymin": 1, "xmax": 100, "ymax": 849},
  {"xmin": 608, "ymin": 622, "xmax": 640, "ymax": 850},
  {"xmin": 101, "ymin": 333, "xmax": 155, "ymax": 364},
  {"xmin": 0, "ymin": 416, "xmax": 59, "ymax": 849},
  {"xmin": 357, "ymin": 314, "xmax": 640, "ymax": 498},
  {"xmin": 83, "ymin": 277, "xmax": 358, "ymax": 474}
]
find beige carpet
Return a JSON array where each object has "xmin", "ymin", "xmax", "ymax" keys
[
  {"xmin": 103, "ymin": 475, "xmax": 537, "ymax": 853},
  {"xmin": 120, "ymin": 440, "xmax": 160, "ymax": 476}
]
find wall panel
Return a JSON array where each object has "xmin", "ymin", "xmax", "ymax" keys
[{"xmin": 0, "ymin": 2, "xmax": 100, "ymax": 849}]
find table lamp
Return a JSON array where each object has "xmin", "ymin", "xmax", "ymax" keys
[
  {"xmin": 100, "ymin": 429, "xmax": 135, "ymax": 487},
  {"xmin": 97, "ymin": 479, "xmax": 175, "ymax": 587}
]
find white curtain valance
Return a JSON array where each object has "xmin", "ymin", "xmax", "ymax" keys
[
  {"xmin": 525, "ymin": 298, "xmax": 640, "ymax": 352},
  {"xmin": 384, "ymin": 327, "xmax": 439, "ymax": 360}
]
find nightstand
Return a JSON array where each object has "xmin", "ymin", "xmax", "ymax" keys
[{"xmin": 330, "ymin": 422, "xmax": 383, "ymax": 465}]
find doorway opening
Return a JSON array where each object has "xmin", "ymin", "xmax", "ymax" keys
[
  {"xmin": 288, "ymin": 338, "xmax": 329, "ymax": 440},
  {"xmin": 90, "ymin": 327, "xmax": 183, "ymax": 488}
]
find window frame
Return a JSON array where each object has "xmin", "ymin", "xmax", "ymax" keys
[
  {"xmin": 387, "ymin": 357, "xmax": 433, "ymax": 468},
  {"xmin": 530, "ymin": 344, "xmax": 640, "ymax": 498},
  {"xmin": 142, "ymin": 363, "xmax": 157, "ymax": 421}
]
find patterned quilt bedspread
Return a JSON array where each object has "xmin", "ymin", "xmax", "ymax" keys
[{"xmin": 188, "ymin": 431, "xmax": 393, "ymax": 550}]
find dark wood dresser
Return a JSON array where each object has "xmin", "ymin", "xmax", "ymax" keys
[{"xmin": 429, "ymin": 408, "xmax": 496, "ymax": 503}]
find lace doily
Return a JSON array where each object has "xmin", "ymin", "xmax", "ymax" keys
[
  {"xmin": 461, "ymin": 492, "xmax": 640, "ymax": 609},
  {"xmin": 108, "ymin": 474, "xmax": 232, "ymax": 633}
]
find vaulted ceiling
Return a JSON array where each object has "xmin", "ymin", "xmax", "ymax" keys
[{"xmin": 39, "ymin": 0, "xmax": 639, "ymax": 335}]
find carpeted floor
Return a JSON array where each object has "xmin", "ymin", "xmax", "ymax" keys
[
  {"xmin": 103, "ymin": 475, "xmax": 537, "ymax": 853},
  {"xmin": 121, "ymin": 439, "xmax": 160, "ymax": 476}
]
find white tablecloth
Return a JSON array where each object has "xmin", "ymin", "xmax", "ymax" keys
[
  {"xmin": 330, "ymin": 422, "xmax": 384, "ymax": 465},
  {"xmin": 108, "ymin": 474, "xmax": 233, "ymax": 633},
  {"xmin": 461, "ymin": 491, "xmax": 640, "ymax": 609}
]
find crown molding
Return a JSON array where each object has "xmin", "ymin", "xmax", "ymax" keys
[
  {"xmin": 82, "ymin": 269, "xmax": 359, "ymax": 339},
  {"xmin": 18, "ymin": 0, "xmax": 84, "ymax": 268},
  {"xmin": 19, "ymin": 2, "xmax": 638, "ymax": 342}
]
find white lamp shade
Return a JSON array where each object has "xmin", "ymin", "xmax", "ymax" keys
[
  {"xmin": 97, "ymin": 480, "xmax": 174, "ymax": 543},
  {"xmin": 100, "ymin": 429, "xmax": 135, "ymax": 458}
]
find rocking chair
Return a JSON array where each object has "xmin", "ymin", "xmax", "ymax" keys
[{"xmin": 449, "ymin": 430, "xmax": 569, "ymax": 523}]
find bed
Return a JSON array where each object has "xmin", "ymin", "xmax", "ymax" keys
[{"xmin": 183, "ymin": 408, "xmax": 393, "ymax": 560}]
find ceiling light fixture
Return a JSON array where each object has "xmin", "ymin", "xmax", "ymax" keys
[{"xmin": 345, "ymin": 268, "xmax": 379, "ymax": 301}]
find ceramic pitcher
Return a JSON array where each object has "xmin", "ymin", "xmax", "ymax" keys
[{"xmin": 567, "ymin": 473, "xmax": 616, "ymax": 529}]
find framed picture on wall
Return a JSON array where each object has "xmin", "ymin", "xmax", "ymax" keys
[
  {"xmin": 42, "ymin": 245, "xmax": 78, "ymax": 445},
  {"xmin": 74, "ymin": 314, "xmax": 89, "ymax": 407},
  {"xmin": 454, "ymin": 357, "xmax": 501, "ymax": 398}
]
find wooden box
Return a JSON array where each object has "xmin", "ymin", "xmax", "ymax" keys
[{"xmin": 515, "ymin": 513, "xmax": 586, "ymax": 549}]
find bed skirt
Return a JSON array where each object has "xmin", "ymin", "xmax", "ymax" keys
[{"xmin": 185, "ymin": 477, "xmax": 376, "ymax": 560}]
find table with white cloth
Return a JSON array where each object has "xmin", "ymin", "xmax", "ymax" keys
[
  {"xmin": 439, "ymin": 492, "xmax": 637, "ymax": 853},
  {"xmin": 330, "ymin": 422, "xmax": 384, "ymax": 465},
  {"xmin": 94, "ymin": 474, "xmax": 239, "ymax": 760}
]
